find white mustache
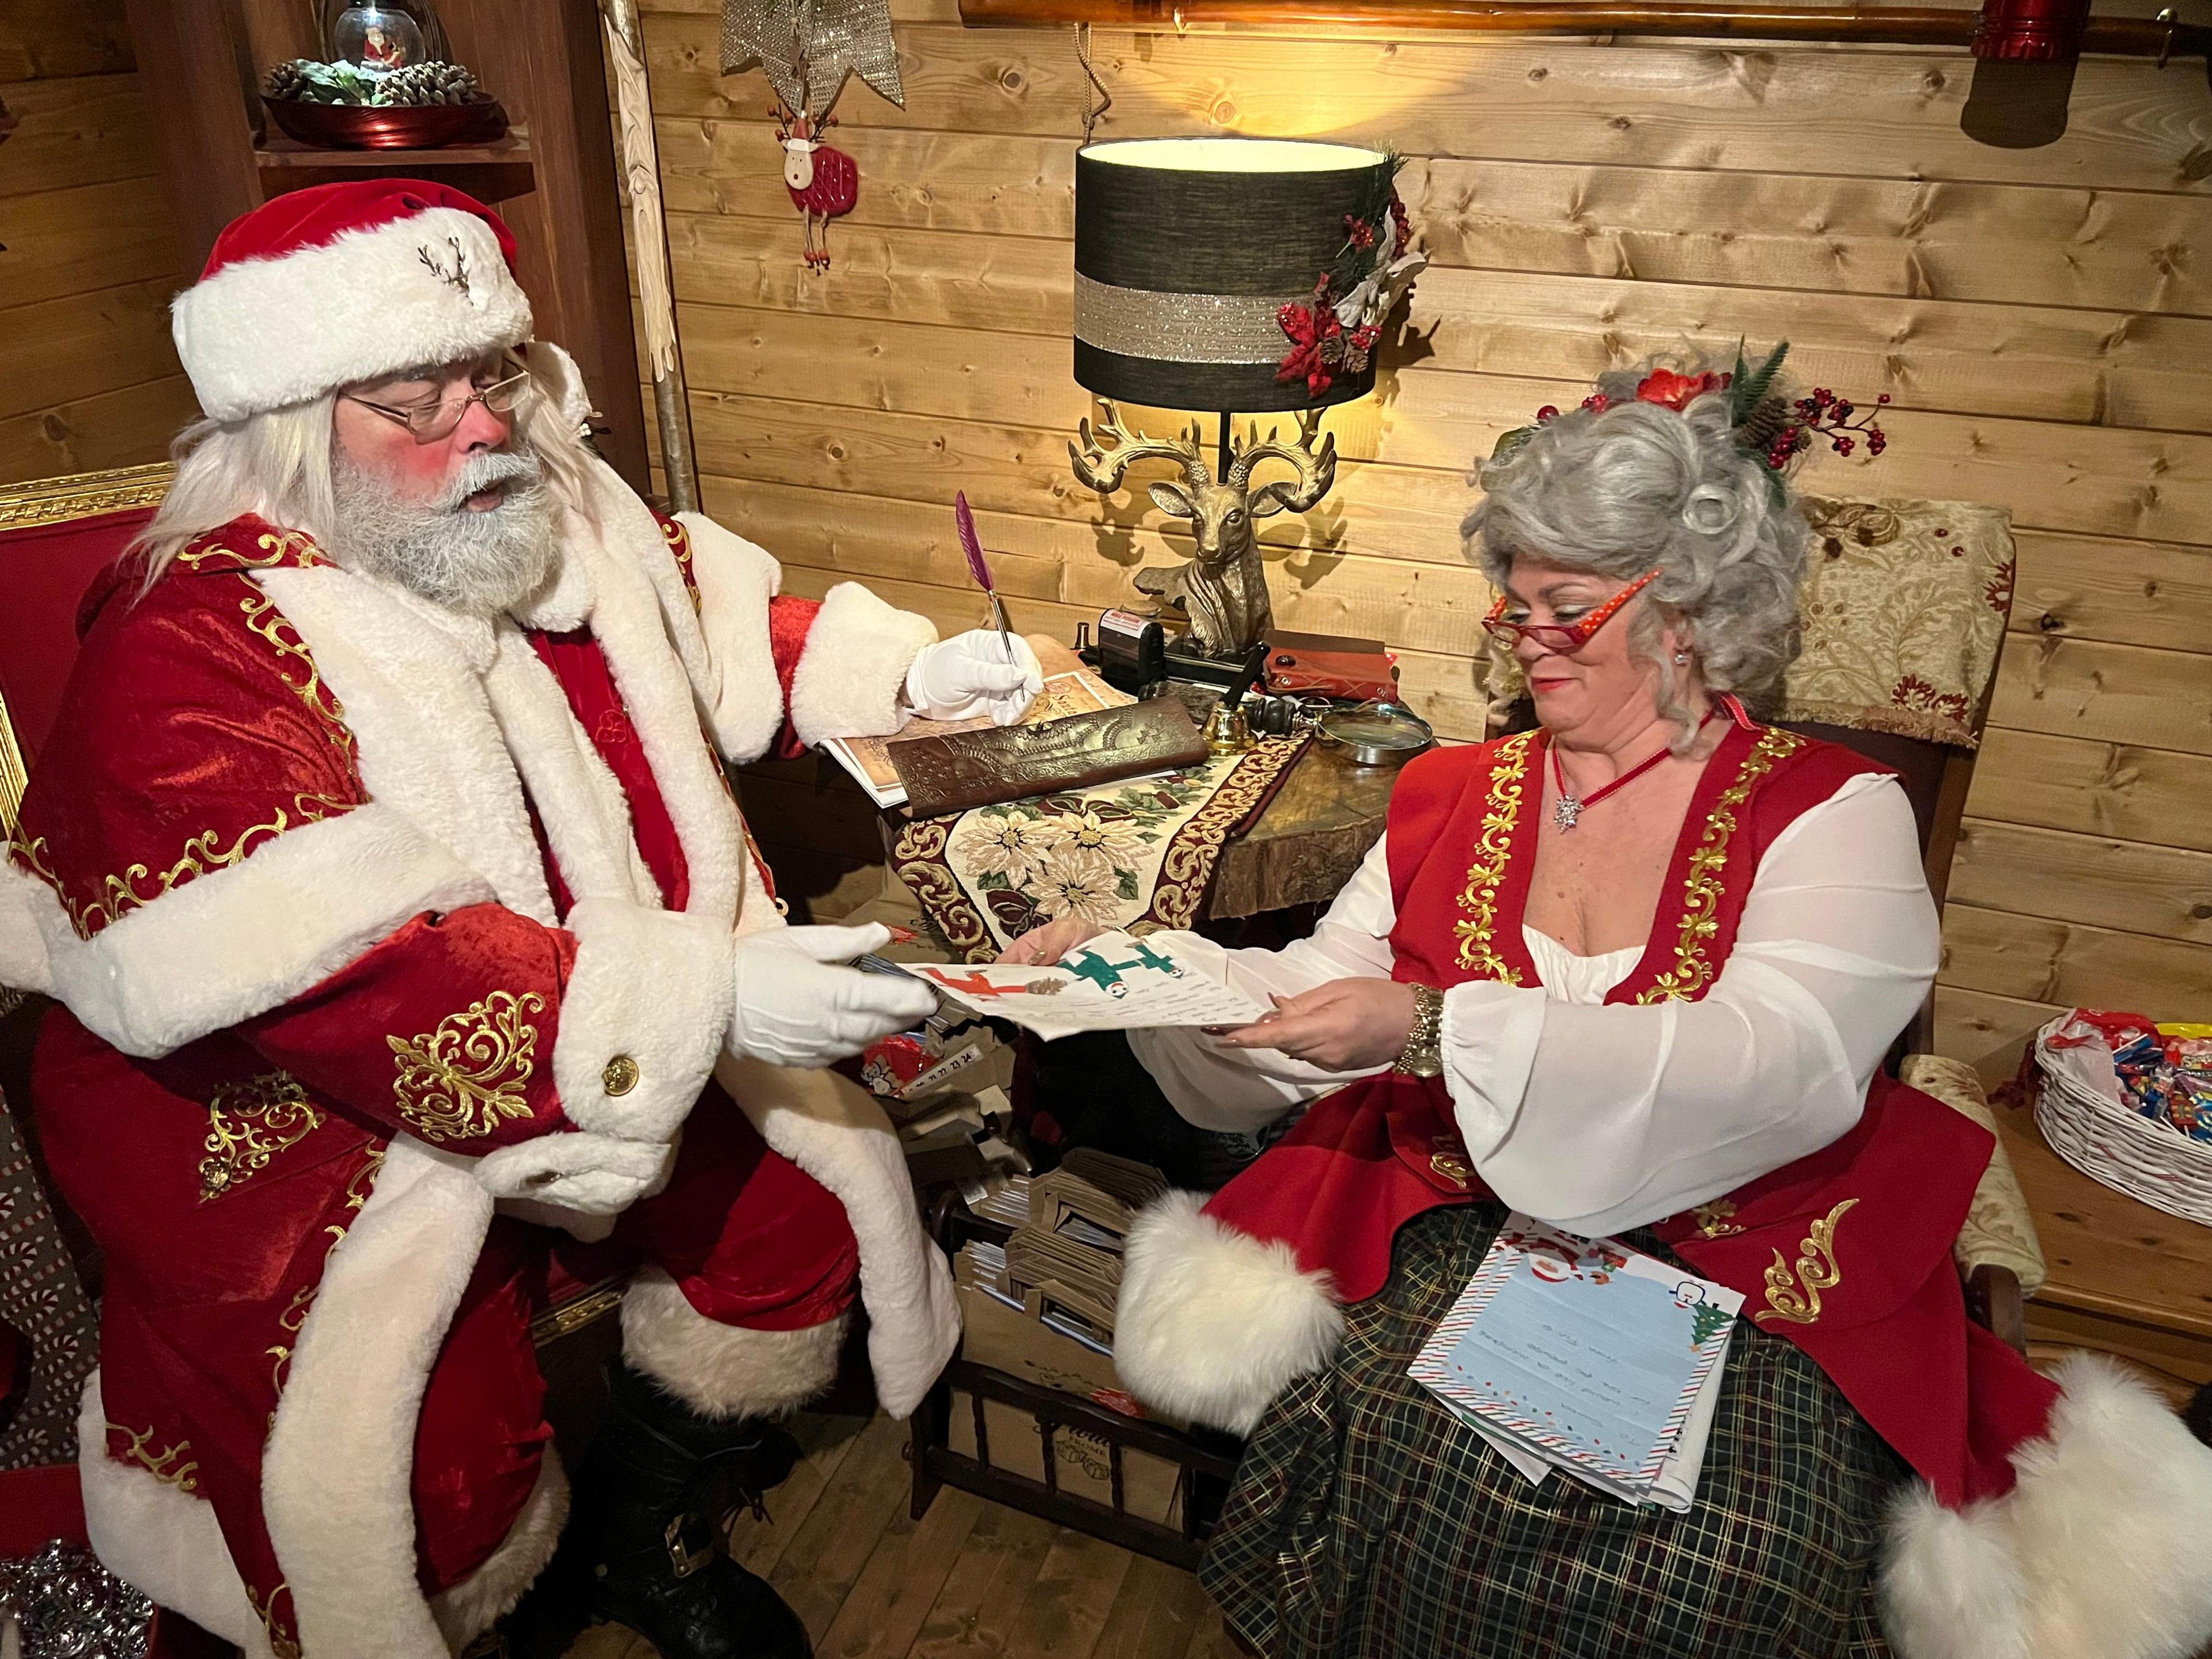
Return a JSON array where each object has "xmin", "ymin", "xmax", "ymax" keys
[{"xmin": 432, "ymin": 449, "xmax": 543, "ymax": 513}]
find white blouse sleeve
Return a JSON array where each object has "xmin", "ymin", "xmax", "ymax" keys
[
  {"xmin": 1443, "ymin": 771, "xmax": 1941, "ymax": 1236},
  {"xmin": 1124, "ymin": 838, "xmax": 1399, "ymax": 1131}
]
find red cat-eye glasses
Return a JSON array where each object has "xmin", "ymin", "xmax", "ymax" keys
[{"xmin": 1481, "ymin": 567, "xmax": 1662, "ymax": 655}]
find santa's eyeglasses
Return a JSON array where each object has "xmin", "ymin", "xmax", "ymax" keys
[
  {"xmin": 346, "ymin": 366, "xmax": 531, "ymax": 443},
  {"xmin": 1482, "ymin": 568, "xmax": 1662, "ymax": 654}
]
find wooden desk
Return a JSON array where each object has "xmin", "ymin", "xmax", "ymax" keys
[
  {"xmin": 1205, "ymin": 743, "xmax": 1396, "ymax": 920},
  {"xmin": 1995, "ymin": 1094, "xmax": 2212, "ymax": 1410}
]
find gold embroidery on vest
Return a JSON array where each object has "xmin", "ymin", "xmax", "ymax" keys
[
  {"xmin": 199, "ymin": 1071, "xmax": 327, "ymax": 1202},
  {"xmin": 388, "ymin": 991, "xmax": 548, "ymax": 1142},
  {"xmin": 1634, "ymin": 727, "xmax": 1804, "ymax": 1005},
  {"xmin": 1693, "ymin": 1199, "xmax": 1745, "ymax": 1238},
  {"xmin": 1452, "ymin": 733, "xmax": 1532, "ymax": 983},
  {"xmin": 105, "ymin": 1422, "xmax": 199, "ymax": 1492},
  {"xmin": 1752, "ymin": 1197, "xmax": 1859, "ymax": 1325}
]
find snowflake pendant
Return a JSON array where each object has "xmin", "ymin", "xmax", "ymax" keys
[{"xmin": 1554, "ymin": 794, "xmax": 1583, "ymax": 831}]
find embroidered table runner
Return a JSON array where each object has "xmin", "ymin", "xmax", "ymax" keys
[{"xmin": 891, "ymin": 734, "xmax": 1310, "ymax": 963}]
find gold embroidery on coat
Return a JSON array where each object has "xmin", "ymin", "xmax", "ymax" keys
[
  {"xmin": 177, "ymin": 529, "xmax": 325, "ymax": 571},
  {"xmin": 1752, "ymin": 1197, "xmax": 1859, "ymax": 1325},
  {"xmin": 106, "ymin": 1422, "xmax": 199, "ymax": 1492},
  {"xmin": 1693, "ymin": 1199, "xmax": 1745, "ymax": 1238},
  {"xmin": 239, "ymin": 585, "xmax": 358, "ymax": 769},
  {"xmin": 247, "ymin": 1582, "xmax": 304, "ymax": 1659},
  {"xmin": 1634, "ymin": 728, "xmax": 1804, "ymax": 1005},
  {"xmin": 1452, "ymin": 733, "xmax": 1532, "ymax": 983},
  {"xmin": 388, "ymin": 991, "xmax": 548, "ymax": 1142},
  {"xmin": 199, "ymin": 1071, "xmax": 327, "ymax": 1202},
  {"xmin": 663, "ymin": 518, "xmax": 703, "ymax": 615}
]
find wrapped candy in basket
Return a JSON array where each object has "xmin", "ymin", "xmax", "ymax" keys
[{"xmin": 2032, "ymin": 1009, "xmax": 2212, "ymax": 1226}]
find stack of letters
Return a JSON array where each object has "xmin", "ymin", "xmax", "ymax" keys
[{"xmin": 1410, "ymin": 1215, "xmax": 1743, "ymax": 1513}]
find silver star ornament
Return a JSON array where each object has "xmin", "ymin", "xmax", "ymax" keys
[{"xmin": 722, "ymin": 0, "xmax": 904, "ymax": 113}]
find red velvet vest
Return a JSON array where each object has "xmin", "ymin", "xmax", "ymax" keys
[{"xmin": 1199, "ymin": 719, "xmax": 2059, "ymax": 1506}]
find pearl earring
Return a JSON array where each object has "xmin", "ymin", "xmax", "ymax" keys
[{"xmin": 1673, "ymin": 650, "xmax": 1691, "ymax": 664}]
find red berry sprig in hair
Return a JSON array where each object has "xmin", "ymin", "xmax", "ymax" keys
[{"xmin": 1779, "ymin": 388, "xmax": 1890, "ymax": 463}]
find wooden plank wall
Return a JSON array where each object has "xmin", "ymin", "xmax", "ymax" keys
[
  {"xmin": 0, "ymin": 0, "xmax": 196, "ymax": 483},
  {"xmin": 636, "ymin": 1, "xmax": 2203, "ymax": 1084}
]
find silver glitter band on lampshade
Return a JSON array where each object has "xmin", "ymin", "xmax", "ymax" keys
[{"xmin": 1073, "ymin": 273, "xmax": 1302, "ymax": 364}]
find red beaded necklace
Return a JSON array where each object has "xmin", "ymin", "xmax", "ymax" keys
[{"xmin": 1548, "ymin": 706, "xmax": 1719, "ymax": 832}]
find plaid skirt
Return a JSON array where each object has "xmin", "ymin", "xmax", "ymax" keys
[{"xmin": 1199, "ymin": 1203, "xmax": 1908, "ymax": 1659}]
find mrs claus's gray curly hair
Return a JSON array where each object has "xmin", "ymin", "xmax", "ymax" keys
[{"xmin": 1462, "ymin": 350, "xmax": 1809, "ymax": 744}]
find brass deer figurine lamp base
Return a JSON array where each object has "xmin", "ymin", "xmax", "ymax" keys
[
  {"xmin": 1069, "ymin": 137, "xmax": 1416, "ymax": 662},
  {"xmin": 1070, "ymin": 403, "xmax": 1336, "ymax": 660}
]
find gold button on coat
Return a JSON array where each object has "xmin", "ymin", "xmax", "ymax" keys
[{"xmin": 602, "ymin": 1055, "xmax": 640, "ymax": 1097}]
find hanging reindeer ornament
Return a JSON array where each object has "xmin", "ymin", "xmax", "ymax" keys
[
  {"xmin": 721, "ymin": 0, "xmax": 904, "ymax": 272},
  {"xmin": 774, "ymin": 102, "xmax": 858, "ymax": 270}
]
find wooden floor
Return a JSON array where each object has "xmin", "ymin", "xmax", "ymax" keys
[{"xmin": 563, "ymin": 1410, "xmax": 1244, "ymax": 1659}]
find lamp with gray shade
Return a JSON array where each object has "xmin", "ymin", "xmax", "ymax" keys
[{"xmin": 1067, "ymin": 136, "xmax": 1421, "ymax": 662}]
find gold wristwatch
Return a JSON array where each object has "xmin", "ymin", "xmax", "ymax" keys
[{"xmin": 1395, "ymin": 983, "xmax": 1445, "ymax": 1077}]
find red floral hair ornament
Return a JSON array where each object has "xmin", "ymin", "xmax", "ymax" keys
[{"xmin": 1486, "ymin": 341, "xmax": 1892, "ymax": 502}]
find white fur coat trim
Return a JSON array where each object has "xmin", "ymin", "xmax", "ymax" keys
[
  {"xmin": 621, "ymin": 1268, "xmax": 847, "ymax": 1418},
  {"xmin": 173, "ymin": 204, "xmax": 532, "ymax": 423},
  {"xmin": 553, "ymin": 897, "xmax": 734, "ymax": 1144},
  {"xmin": 256, "ymin": 566, "xmax": 564, "ymax": 925},
  {"xmin": 674, "ymin": 510, "xmax": 787, "ymax": 766},
  {"xmin": 427, "ymin": 1453, "xmax": 571, "ymax": 1648},
  {"xmin": 1879, "ymin": 1351, "xmax": 2212, "ymax": 1659},
  {"xmin": 3, "ymin": 804, "xmax": 493, "ymax": 1058},
  {"xmin": 787, "ymin": 581, "xmax": 937, "ymax": 751},
  {"xmin": 261, "ymin": 1135, "xmax": 495, "ymax": 1657},
  {"xmin": 1113, "ymin": 1190, "xmax": 1343, "ymax": 1437},
  {"xmin": 561, "ymin": 463, "xmax": 747, "ymax": 927},
  {"xmin": 715, "ymin": 1053, "xmax": 959, "ymax": 1419},
  {"xmin": 76, "ymin": 1372, "xmax": 276, "ymax": 1659}
]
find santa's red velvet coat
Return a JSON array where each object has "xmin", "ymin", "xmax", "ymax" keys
[{"xmin": 0, "ymin": 463, "xmax": 963, "ymax": 1657}]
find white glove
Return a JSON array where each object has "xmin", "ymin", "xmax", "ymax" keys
[
  {"xmin": 475, "ymin": 1132, "xmax": 676, "ymax": 1215},
  {"xmin": 728, "ymin": 923, "xmax": 940, "ymax": 1069},
  {"xmin": 904, "ymin": 630, "xmax": 1043, "ymax": 726}
]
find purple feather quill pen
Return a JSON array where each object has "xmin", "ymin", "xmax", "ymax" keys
[{"xmin": 954, "ymin": 490, "xmax": 1015, "ymax": 664}]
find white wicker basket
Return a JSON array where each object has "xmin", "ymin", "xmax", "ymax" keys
[{"xmin": 2032, "ymin": 1012, "xmax": 2212, "ymax": 1228}]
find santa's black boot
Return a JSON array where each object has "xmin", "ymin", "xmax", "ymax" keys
[{"xmin": 580, "ymin": 1359, "xmax": 812, "ymax": 1659}]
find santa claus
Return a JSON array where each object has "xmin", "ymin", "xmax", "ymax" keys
[{"xmin": 0, "ymin": 181, "xmax": 1046, "ymax": 1657}]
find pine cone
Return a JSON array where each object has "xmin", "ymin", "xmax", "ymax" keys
[
  {"xmin": 262, "ymin": 58, "xmax": 314, "ymax": 102},
  {"xmin": 377, "ymin": 60, "xmax": 480, "ymax": 106},
  {"xmin": 1737, "ymin": 395, "xmax": 1790, "ymax": 451}
]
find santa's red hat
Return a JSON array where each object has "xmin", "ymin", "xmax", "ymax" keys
[{"xmin": 172, "ymin": 179, "xmax": 535, "ymax": 423}]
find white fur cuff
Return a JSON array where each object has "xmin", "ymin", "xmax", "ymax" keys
[
  {"xmin": 787, "ymin": 582, "xmax": 937, "ymax": 748},
  {"xmin": 677, "ymin": 511, "xmax": 787, "ymax": 766},
  {"xmin": 1113, "ymin": 1190, "xmax": 1344, "ymax": 1436},
  {"xmin": 1878, "ymin": 1353, "xmax": 2212, "ymax": 1659},
  {"xmin": 555, "ymin": 897, "xmax": 733, "ymax": 1143},
  {"xmin": 620, "ymin": 1268, "xmax": 847, "ymax": 1418}
]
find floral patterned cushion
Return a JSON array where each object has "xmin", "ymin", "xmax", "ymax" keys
[{"xmin": 1781, "ymin": 497, "xmax": 2014, "ymax": 748}]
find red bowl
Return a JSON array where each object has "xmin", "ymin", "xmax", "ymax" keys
[{"xmin": 264, "ymin": 96, "xmax": 508, "ymax": 150}]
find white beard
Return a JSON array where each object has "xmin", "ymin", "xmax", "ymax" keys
[{"xmin": 331, "ymin": 445, "xmax": 556, "ymax": 618}]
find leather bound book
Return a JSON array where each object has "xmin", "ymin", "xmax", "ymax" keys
[{"xmin": 889, "ymin": 697, "xmax": 1209, "ymax": 817}]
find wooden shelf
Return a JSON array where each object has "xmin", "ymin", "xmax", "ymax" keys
[{"xmin": 255, "ymin": 134, "xmax": 533, "ymax": 170}]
